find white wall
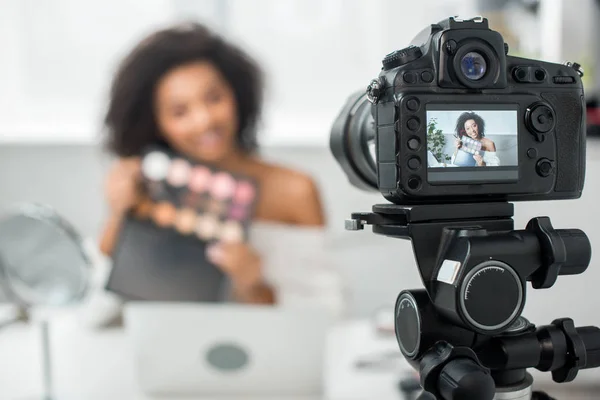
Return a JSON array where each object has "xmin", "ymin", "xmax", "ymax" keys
[
  {"xmin": 0, "ymin": 0, "xmax": 178, "ymax": 143},
  {"xmin": 0, "ymin": 0, "xmax": 465, "ymax": 146},
  {"xmin": 6, "ymin": 0, "xmax": 595, "ymax": 147},
  {"xmin": 540, "ymin": 0, "xmax": 600, "ymax": 96}
]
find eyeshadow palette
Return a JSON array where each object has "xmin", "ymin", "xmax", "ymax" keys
[
  {"xmin": 105, "ymin": 217, "xmax": 229, "ymax": 302},
  {"xmin": 135, "ymin": 145, "xmax": 258, "ymax": 243},
  {"xmin": 105, "ymin": 145, "xmax": 259, "ymax": 302},
  {"xmin": 454, "ymin": 137, "xmax": 484, "ymax": 167}
]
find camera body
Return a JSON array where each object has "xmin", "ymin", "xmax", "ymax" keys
[
  {"xmin": 335, "ymin": 17, "xmax": 600, "ymax": 398},
  {"xmin": 367, "ymin": 17, "xmax": 586, "ymax": 205}
]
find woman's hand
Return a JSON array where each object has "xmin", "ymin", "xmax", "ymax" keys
[
  {"xmin": 105, "ymin": 157, "xmax": 142, "ymax": 215},
  {"xmin": 206, "ymin": 242, "xmax": 274, "ymax": 303},
  {"xmin": 455, "ymin": 138, "xmax": 462, "ymax": 149},
  {"xmin": 473, "ymin": 154, "xmax": 485, "ymax": 166}
]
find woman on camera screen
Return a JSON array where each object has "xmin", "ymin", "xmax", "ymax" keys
[{"xmin": 453, "ymin": 112, "xmax": 500, "ymax": 167}]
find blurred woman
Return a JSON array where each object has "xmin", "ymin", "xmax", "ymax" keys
[{"xmin": 83, "ymin": 22, "xmax": 344, "ymax": 327}]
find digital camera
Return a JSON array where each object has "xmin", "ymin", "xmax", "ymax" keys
[{"xmin": 330, "ymin": 16, "xmax": 586, "ymax": 205}]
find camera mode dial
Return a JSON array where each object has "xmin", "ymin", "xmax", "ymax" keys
[{"xmin": 382, "ymin": 45, "xmax": 423, "ymax": 71}]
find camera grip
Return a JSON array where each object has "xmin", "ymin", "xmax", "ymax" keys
[{"xmin": 541, "ymin": 92, "xmax": 585, "ymax": 193}]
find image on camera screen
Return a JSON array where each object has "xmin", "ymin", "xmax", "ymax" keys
[{"xmin": 426, "ymin": 104, "xmax": 519, "ymax": 184}]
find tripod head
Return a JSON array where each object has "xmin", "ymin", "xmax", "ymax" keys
[{"xmin": 347, "ymin": 202, "xmax": 600, "ymax": 400}]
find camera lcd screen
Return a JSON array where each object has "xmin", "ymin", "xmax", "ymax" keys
[{"xmin": 426, "ymin": 104, "xmax": 519, "ymax": 184}]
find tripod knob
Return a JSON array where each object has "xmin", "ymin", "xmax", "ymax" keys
[
  {"xmin": 420, "ymin": 342, "xmax": 495, "ymax": 400},
  {"xmin": 438, "ymin": 358, "xmax": 496, "ymax": 400}
]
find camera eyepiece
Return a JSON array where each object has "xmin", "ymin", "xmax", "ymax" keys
[
  {"xmin": 460, "ymin": 51, "xmax": 487, "ymax": 81},
  {"xmin": 451, "ymin": 41, "xmax": 499, "ymax": 89}
]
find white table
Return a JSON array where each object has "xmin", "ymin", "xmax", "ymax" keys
[
  {"xmin": 0, "ymin": 306, "xmax": 414, "ymax": 400},
  {"xmin": 324, "ymin": 320, "xmax": 414, "ymax": 400}
]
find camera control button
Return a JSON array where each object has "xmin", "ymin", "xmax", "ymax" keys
[
  {"xmin": 407, "ymin": 176, "xmax": 422, "ymax": 191},
  {"xmin": 513, "ymin": 67, "xmax": 528, "ymax": 82},
  {"xmin": 565, "ymin": 61, "xmax": 584, "ymax": 77},
  {"xmin": 526, "ymin": 103, "xmax": 555, "ymax": 141},
  {"xmin": 382, "ymin": 45, "xmax": 423, "ymax": 70},
  {"xmin": 407, "ymin": 137, "xmax": 421, "ymax": 150},
  {"xmin": 444, "ymin": 40, "xmax": 458, "ymax": 55},
  {"xmin": 403, "ymin": 72, "xmax": 417, "ymax": 84},
  {"xmin": 407, "ymin": 118, "xmax": 420, "ymax": 131},
  {"xmin": 536, "ymin": 158, "xmax": 554, "ymax": 177},
  {"xmin": 553, "ymin": 76, "xmax": 575, "ymax": 84},
  {"xmin": 527, "ymin": 148, "xmax": 538, "ymax": 159},
  {"xmin": 420, "ymin": 71, "xmax": 434, "ymax": 83},
  {"xmin": 406, "ymin": 98, "xmax": 420, "ymax": 112},
  {"xmin": 408, "ymin": 157, "xmax": 421, "ymax": 170}
]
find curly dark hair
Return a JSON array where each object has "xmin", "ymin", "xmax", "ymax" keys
[
  {"xmin": 103, "ymin": 22, "xmax": 264, "ymax": 157},
  {"xmin": 455, "ymin": 111, "xmax": 486, "ymax": 139}
]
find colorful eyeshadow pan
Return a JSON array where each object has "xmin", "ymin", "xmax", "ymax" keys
[
  {"xmin": 175, "ymin": 208, "xmax": 197, "ymax": 235},
  {"xmin": 219, "ymin": 221, "xmax": 243, "ymax": 243},
  {"xmin": 134, "ymin": 198, "xmax": 154, "ymax": 219},
  {"xmin": 189, "ymin": 166, "xmax": 212, "ymax": 193},
  {"xmin": 228, "ymin": 206, "xmax": 247, "ymax": 220},
  {"xmin": 210, "ymin": 172, "xmax": 236, "ymax": 200},
  {"xmin": 167, "ymin": 159, "xmax": 191, "ymax": 187},
  {"xmin": 208, "ymin": 199, "xmax": 225, "ymax": 215},
  {"xmin": 142, "ymin": 151, "xmax": 171, "ymax": 181},
  {"xmin": 196, "ymin": 214, "xmax": 220, "ymax": 240},
  {"xmin": 183, "ymin": 192, "xmax": 202, "ymax": 209},
  {"xmin": 147, "ymin": 182, "xmax": 172, "ymax": 203},
  {"xmin": 234, "ymin": 181, "xmax": 256, "ymax": 204},
  {"xmin": 152, "ymin": 202, "xmax": 177, "ymax": 228}
]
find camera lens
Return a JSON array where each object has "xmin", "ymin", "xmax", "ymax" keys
[
  {"xmin": 460, "ymin": 51, "xmax": 487, "ymax": 81},
  {"xmin": 330, "ymin": 91, "xmax": 378, "ymax": 191}
]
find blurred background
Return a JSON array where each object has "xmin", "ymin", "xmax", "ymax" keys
[
  {"xmin": 1, "ymin": 0, "xmax": 599, "ymax": 314},
  {"xmin": 0, "ymin": 0, "xmax": 599, "ymax": 398}
]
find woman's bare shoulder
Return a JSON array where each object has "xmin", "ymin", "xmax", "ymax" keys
[
  {"xmin": 250, "ymin": 160, "xmax": 325, "ymax": 226},
  {"xmin": 481, "ymin": 137, "xmax": 496, "ymax": 151}
]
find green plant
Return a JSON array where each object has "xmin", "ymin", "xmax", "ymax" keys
[{"xmin": 427, "ymin": 118, "xmax": 451, "ymax": 163}]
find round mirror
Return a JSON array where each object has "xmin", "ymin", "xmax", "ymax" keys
[
  {"xmin": 0, "ymin": 203, "xmax": 92, "ymax": 400},
  {"xmin": 0, "ymin": 203, "xmax": 91, "ymax": 308}
]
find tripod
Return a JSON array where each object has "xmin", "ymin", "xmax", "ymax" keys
[{"xmin": 346, "ymin": 202, "xmax": 600, "ymax": 400}]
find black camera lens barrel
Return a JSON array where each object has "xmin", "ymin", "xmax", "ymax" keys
[{"xmin": 329, "ymin": 91, "xmax": 378, "ymax": 191}]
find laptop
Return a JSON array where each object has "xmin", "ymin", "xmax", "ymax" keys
[{"xmin": 123, "ymin": 302, "xmax": 333, "ymax": 397}]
